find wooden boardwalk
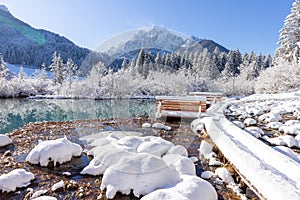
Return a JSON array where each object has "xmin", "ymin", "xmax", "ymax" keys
[{"xmin": 155, "ymin": 93, "xmax": 222, "ymax": 119}]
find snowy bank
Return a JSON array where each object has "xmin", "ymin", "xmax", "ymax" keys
[
  {"xmin": 80, "ymin": 131, "xmax": 217, "ymax": 199},
  {"xmin": 0, "ymin": 169, "xmax": 34, "ymax": 192},
  {"xmin": 26, "ymin": 137, "xmax": 82, "ymax": 167},
  {"xmin": 203, "ymin": 102, "xmax": 300, "ymax": 199}
]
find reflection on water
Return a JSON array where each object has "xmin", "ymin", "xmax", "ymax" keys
[{"xmin": 0, "ymin": 98, "xmax": 155, "ymax": 134}]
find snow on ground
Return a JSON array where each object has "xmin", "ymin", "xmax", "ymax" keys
[
  {"xmin": 0, "ymin": 169, "xmax": 35, "ymax": 192},
  {"xmin": 203, "ymin": 93, "xmax": 300, "ymax": 200},
  {"xmin": 26, "ymin": 137, "xmax": 82, "ymax": 167},
  {"xmin": 6, "ymin": 63, "xmax": 52, "ymax": 78},
  {"xmin": 0, "ymin": 135, "xmax": 12, "ymax": 147},
  {"xmin": 79, "ymin": 131, "xmax": 217, "ymax": 199}
]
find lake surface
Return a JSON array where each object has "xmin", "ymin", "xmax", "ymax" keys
[{"xmin": 0, "ymin": 98, "xmax": 156, "ymax": 134}]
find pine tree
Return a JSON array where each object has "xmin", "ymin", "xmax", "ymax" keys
[
  {"xmin": 263, "ymin": 54, "xmax": 272, "ymax": 68},
  {"xmin": 0, "ymin": 53, "xmax": 9, "ymax": 79},
  {"xmin": 121, "ymin": 58, "xmax": 127, "ymax": 70},
  {"xmin": 66, "ymin": 58, "xmax": 77, "ymax": 88},
  {"xmin": 50, "ymin": 52, "xmax": 66, "ymax": 85},
  {"xmin": 276, "ymin": 0, "xmax": 300, "ymax": 62}
]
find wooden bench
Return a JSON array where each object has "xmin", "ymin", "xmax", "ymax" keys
[
  {"xmin": 189, "ymin": 92, "xmax": 222, "ymax": 104},
  {"xmin": 155, "ymin": 96, "xmax": 207, "ymax": 119}
]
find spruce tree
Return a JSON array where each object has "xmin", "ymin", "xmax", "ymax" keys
[{"xmin": 276, "ymin": 0, "xmax": 300, "ymax": 62}]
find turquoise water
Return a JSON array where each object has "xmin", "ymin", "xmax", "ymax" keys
[{"xmin": 0, "ymin": 99, "xmax": 155, "ymax": 134}]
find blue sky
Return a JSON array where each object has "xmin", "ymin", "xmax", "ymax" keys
[{"xmin": 0, "ymin": 0, "xmax": 295, "ymax": 55}]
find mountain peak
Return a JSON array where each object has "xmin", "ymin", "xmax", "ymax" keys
[
  {"xmin": 0, "ymin": 5, "xmax": 10, "ymax": 14},
  {"xmin": 97, "ymin": 26, "xmax": 187, "ymax": 57}
]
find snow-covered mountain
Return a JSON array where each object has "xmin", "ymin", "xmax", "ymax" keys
[
  {"xmin": 97, "ymin": 26, "xmax": 228, "ymax": 61},
  {"xmin": 97, "ymin": 26, "xmax": 187, "ymax": 58},
  {"xmin": 0, "ymin": 5, "xmax": 91, "ymax": 68}
]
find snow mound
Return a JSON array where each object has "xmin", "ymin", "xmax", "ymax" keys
[
  {"xmin": 162, "ymin": 154, "xmax": 195, "ymax": 176},
  {"xmin": 80, "ymin": 132, "xmax": 217, "ymax": 199},
  {"xmin": 266, "ymin": 122, "xmax": 283, "ymax": 129},
  {"xmin": 191, "ymin": 118, "xmax": 205, "ymax": 133},
  {"xmin": 201, "ymin": 171, "xmax": 215, "ymax": 179},
  {"xmin": 0, "ymin": 169, "xmax": 34, "ymax": 192},
  {"xmin": 101, "ymin": 153, "xmax": 181, "ymax": 198},
  {"xmin": 142, "ymin": 122, "xmax": 151, "ymax": 128},
  {"xmin": 258, "ymin": 112, "xmax": 282, "ymax": 123},
  {"xmin": 279, "ymin": 124, "xmax": 300, "ymax": 135},
  {"xmin": 0, "ymin": 135, "xmax": 12, "ymax": 147},
  {"xmin": 141, "ymin": 175, "xmax": 218, "ymax": 200},
  {"xmin": 152, "ymin": 123, "xmax": 171, "ymax": 131},
  {"xmin": 166, "ymin": 145, "xmax": 188, "ymax": 156},
  {"xmin": 215, "ymin": 167, "xmax": 235, "ymax": 185},
  {"xmin": 198, "ymin": 140, "xmax": 214, "ymax": 159},
  {"xmin": 267, "ymin": 135, "xmax": 298, "ymax": 148},
  {"xmin": 244, "ymin": 127, "xmax": 264, "ymax": 138},
  {"xmin": 51, "ymin": 180, "xmax": 65, "ymax": 191},
  {"xmin": 243, "ymin": 118, "xmax": 257, "ymax": 126},
  {"xmin": 26, "ymin": 137, "xmax": 82, "ymax": 167}
]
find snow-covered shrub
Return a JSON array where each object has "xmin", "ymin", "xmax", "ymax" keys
[
  {"xmin": 256, "ymin": 59, "xmax": 300, "ymax": 93},
  {"xmin": 26, "ymin": 137, "xmax": 82, "ymax": 167}
]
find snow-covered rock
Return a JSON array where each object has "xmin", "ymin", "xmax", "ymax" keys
[
  {"xmin": 201, "ymin": 171, "xmax": 215, "ymax": 179},
  {"xmin": 280, "ymin": 124, "xmax": 300, "ymax": 135},
  {"xmin": 266, "ymin": 122, "xmax": 283, "ymax": 129},
  {"xmin": 284, "ymin": 120, "xmax": 300, "ymax": 126},
  {"xmin": 100, "ymin": 153, "xmax": 181, "ymax": 198},
  {"xmin": 26, "ymin": 137, "xmax": 82, "ymax": 167},
  {"xmin": 0, "ymin": 169, "xmax": 34, "ymax": 192},
  {"xmin": 0, "ymin": 135, "xmax": 12, "ymax": 147},
  {"xmin": 152, "ymin": 123, "xmax": 171, "ymax": 131},
  {"xmin": 141, "ymin": 175, "xmax": 218, "ymax": 200},
  {"xmin": 209, "ymin": 157, "xmax": 222, "ymax": 166},
  {"xmin": 215, "ymin": 167, "xmax": 235, "ymax": 186},
  {"xmin": 244, "ymin": 127, "xmax": 264, "ymax": 138},
  {"xmin": 258, "ymin": 112, "xmax": 282, "ymax": 123},
  {"xmin": 267, "ymin": 135, "xmax": 298, "ymax": 148},
  {"xmin": 191, "ymin": 118, "xmax": 205, "ymax": 133},
  {"xmin": 51, "ymin": 180, "xmax": 65, "ymax": 191},
  {"xmin": 243, "ymin": 118, "xmax": 257, "ymax": 126},
  {"xmin": 142, "ymin": 123, "xmax": 151, "ymax": 128},
  {"xmin": 31, "ymin": 190, "xmax": 48, "ymax": 199},
  {"xmin": 198, "ymin": 140, "xmax": 214, "ymax": 159}
]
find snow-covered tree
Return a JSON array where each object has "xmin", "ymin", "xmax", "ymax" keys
[
  {"xmin": 121, "ymin": 58, "xmax": 127, "ymax": 70},
  {"xmin": 50, "ymin": 52, "xmax": 65, "ymax": 85},
  {"xmin": 275, "ymin": 0, "xmax": 300, "ymax": 63},
  {"xmin": 0, "ymin": 53, "xmax": 9, "ymax": 79},
  {"xmin": 255, "ymin": 58, "xmax": 300, "ymax": 93},
  {"xmin": 65, "ymin": 58, "xmax": 77, "ymax": 88}
]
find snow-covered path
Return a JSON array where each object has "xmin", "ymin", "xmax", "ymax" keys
[{"xmin": 202, "ymin": 101, "xmax": 300, "ymax": 200}]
